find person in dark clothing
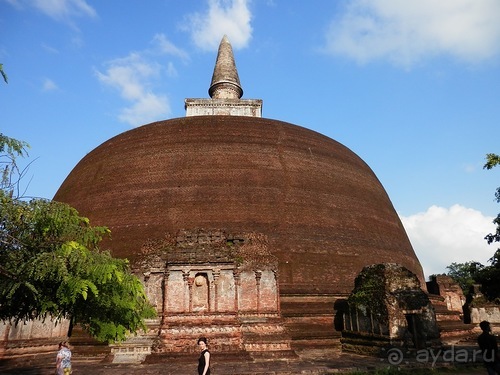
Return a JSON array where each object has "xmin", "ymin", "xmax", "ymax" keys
[
  {"xmin": 197, "ymin": 337, "xmax": 210, "ymax": 375},
  {"xmin": 478, "ymin": 320, "xmax": 500, "ymax": 375}
]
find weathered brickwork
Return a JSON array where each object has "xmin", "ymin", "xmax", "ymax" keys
[
  {"xmin": 425, "ymin": 274, "xmax": 466, "ymax": 324},
  {"xmin": 133, "ymin": 229, "xmax": 292, "ymax": 358},
  {"xmin": 467, "ymin": 284, "xmax": 500, "ymax": 324},
  {"xmin": 0, "ymin": 35, "xmax": 478, "ymax": 364},
  {"xmin": 341, "ymin": 263, "xmax": 440, "ymax": 354},
  {"xmin": 0, "ymin": 318, "xmax": 69, "ymax": 357},
  {"xmin": 470, "ymin": 306, "xmax": 500, "ymax": 323},
  {"xmin": 46, "ymin": 35, "xmax": 427, "ymax": 359},
  {"xmin": 426, "ymin": 274, "xmax": 465, "ymax": 314}
]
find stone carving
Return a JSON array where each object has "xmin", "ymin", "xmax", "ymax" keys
[
  {"xmin": 341, "ymin": 263, "xmax": 441, "ymax": 354},
  {"xmin": 133, "ymin": 228, "xmax": 293, "ymax": 358},
  {"xmin": 466, "ymin": 284, "xmax": 500, "ymax": 324},
  {"xmin": 426, "ymin": 274, "xmax": 465, "ymax": 314}
]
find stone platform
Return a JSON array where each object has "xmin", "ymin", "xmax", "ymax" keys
[{"xmin": 0, "ymin": 346, "xmax": 486, "ymax": 375}]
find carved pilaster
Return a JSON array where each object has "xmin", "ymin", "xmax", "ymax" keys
[
  {"xmin": 255, "ymin": 270, "xmax": 262, "ymax": 313},
  {"xmin": 272, "ymin": 269, "xmax": 280, "ymax": 313},
  {"xmin": 213, "ymin": 270, "xmax": 220, "ymax": 312},
  {"xmin": 233, "ymin": 270, "xmax": 240, "ymax": 312},
  {"xmin": 161, "ymin": 271, "xmax": 169, "ymax": 327},
  {"xmin": 184, "ymin": 271, "xmax": 192, "ymax": 313}
]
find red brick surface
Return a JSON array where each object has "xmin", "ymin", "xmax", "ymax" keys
[{"xmin": 54, "ymin": 115, "xmax": 423, "ymax": 295}]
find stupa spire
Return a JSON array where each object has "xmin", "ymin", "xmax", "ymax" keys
[
  {"xmin": 208, "ymin": 35, "xmax": 243, "ymax": 99},
  {"xmin": 184, "ymin": 35, "xmax": 261, "ymax": 117}
]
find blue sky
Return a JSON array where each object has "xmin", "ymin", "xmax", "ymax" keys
[{"xmin": 1, "ymin": 0, "xmax": 499, "ymax": 279}]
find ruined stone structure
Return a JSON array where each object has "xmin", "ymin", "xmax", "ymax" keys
[
  {"xmin": 469, "ymin": 306, "xmax": 500, "ymax": 324},
  {"xmin": 46, "ymin": 36, "xmax": 428, "ymax": 357},
  {"xmin": 135, "ymin": 229, "xmax": 292, "ymax": 358},
  {"xmin": 426, "ymin": 274, "xmax": 466, "ymax": 323},
  {"xmin": 0, "ymin": 318, "xmax": 70, "ymax": 358},
  {"xmin": 341, "ymin": 263, "xmax": 440, "ymax": 354},
  {"xmin": 427, "ymin": 275, "xmax": 466, "ymax": 316},
  {"xmin": 466, "ymin": 284, "xmax": 500, "ymax": 324}
]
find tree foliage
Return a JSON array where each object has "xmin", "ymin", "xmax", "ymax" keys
[
  {"xmin": 446, "ymin": 254, "xmax": 500, "ymax": 303},
  {"xmin": 474, "ymin": 249, "xmax": 500, "ymax": 302},
  {"xmin": 0, "ymin": 134, "xmax": 155, "ymax": 342},
  {"xmin": 0, "ymin": 63, "xmax": 7, "ymax": 84},
  {"xmin": 445, "ymin": 261, "xmax": 484, "ymax": 294},
  {"xmin": 0, "ymin": 133, "xmax": 30, "ymax": 195},
  {"xmin": 484, "ymin": 153, "xmax": 500, "ymax": 246},
  {"xmin": 446, "ymin": 154, "xmax": 500, "ymax": 303}
]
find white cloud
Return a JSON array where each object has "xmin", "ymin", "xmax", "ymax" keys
[
  {"xmin": 463, "ymin": 162, "xmax": 481, "ymax": 173},
  {"xmin": 324, "ymin": 0, "xmax": 500, "ymax": 68},
  {"xmin": 42, "ymin": 77, "xmax": 58, "ymax": 92},
  {"xmin": 4, "ymin": 0, "xmax": 20, "ymax": 8},
  {"xmin": 165, "ymin": 62, "xmax": 178, "ymax": 78},
  {"xmin": 400, "ymin": 204, "xmax": 497, "ymax": 280},
  {"xmin": 185, "ymin": 0, "xmax": 253, "ymax": 51},
  {"xmin": 95, "ymin": 35, "xmax": 188, "ymax": 126},
  {"xmin": 32, "ymin": 0, "xmax": 96, "ymax": 20},
  {"xmin": 41, "ymin": 43, "xmax": 59, "ymax": 54},
  {"xmin": 152, "ymin": 34, "xmax": 190, "ymax": 62},
  {"xmin": 7, "ymin": 0, "xmax": 96, "ymax": 29},
  {"xmin": 118, "ymin": 93, "xmax": 169, "ymax": 127},
  {"xmin": 95, "ymin": 53, "xmax": 170, "ymax": 127}
]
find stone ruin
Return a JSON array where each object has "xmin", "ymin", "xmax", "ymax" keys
[
  {"xmin": 465, "ymin": 284, "xmax": 500, "ymax": 324},
  {"xmin": 341, "ymin": 263, "xmax": 441, "ymax": 354},
  {"xmin": 0, "ymin": 258, "xmax": 483, "ymax": 362},
  {"xmin": 423, "ymin": 274, "xmax": 477, "ymax": 342},
  {"xmin": 426, "ymin": 274, "xmax": 466, "ymax": 321},
  {"xmin": 0, "ymin": 317, "xmax": 70, "ymax": 358},
  {"xmin": 122, "ymin": 228, "xmax": 295, "ymax": 362}
]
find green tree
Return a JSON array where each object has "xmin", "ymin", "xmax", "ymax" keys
[
  {"xmin": 0, "ymin": 133, "xmax": 30, "ymax": 194},
  {"xmin": 0, "ymin": 63, "xmax": 7, "ymax": 84},
  {"xmin": 476, "ymin": 153, "xmax": 500, "ymax": 301},
  {"xmin": 0, "ymin": 134, "xmax": 155, "ymax": 342},
  {"xmin": 484, "ymin": 153, "xmax": 500, "ymax": 246},
  {"xmin": 446, "ymin": 154, "xmax": 500, "ymax": 302},
  {"xmin": 445, "ymin": 261, "xmax": 484, "ymax": 295},
  {"xmin": 474, "ymin": 250, "xmax": 500, "ymax": 303}
]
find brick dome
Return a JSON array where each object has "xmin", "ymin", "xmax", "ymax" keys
[{"xmin": 54, "ymin": 115, "xmax": 423, "ymax": 295}]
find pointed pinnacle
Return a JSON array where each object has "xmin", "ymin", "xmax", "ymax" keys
[{"xmin": 209, "ymin": 35, "xmax": 243, "ymax": 99}]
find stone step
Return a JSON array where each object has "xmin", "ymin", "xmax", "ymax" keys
[{"xmin": 438, "ymin": 321, "xmax": 476, "ymax": 331}]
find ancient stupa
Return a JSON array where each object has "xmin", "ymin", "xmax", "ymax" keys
[{"xmin": 53, "ymin": 36, "xmax": 424, "ymax": 357}]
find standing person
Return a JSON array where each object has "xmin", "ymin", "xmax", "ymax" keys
[
  {"xmin": 197, "ymin": 337, "xmax": 210, "ymax": 375},
  {"xmin": 478, "ymin": 321, "xmax": 500, "ymax": 375},
  {"xmin": 55, "ymin": 341, "xmax": 72, "ymax": 375}
]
